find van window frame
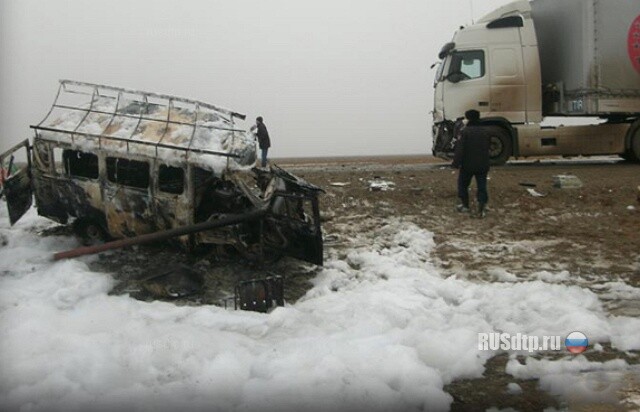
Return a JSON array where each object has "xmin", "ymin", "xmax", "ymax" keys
[
  {"xmin": 62, "ymin": 149, "xmax": 99, "ymax": 180},
  {"xmin": 158, "ymin": 164, "xmax": 186, "ymax": 195},
  {"xmin": 106, "ymin": 156, "xmax": 150, "ymax": 190}
]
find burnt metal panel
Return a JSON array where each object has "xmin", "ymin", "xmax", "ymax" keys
[
  {"xmin": 0, "ymin": 139, "xmax": 33, "ymax": 225},
  {"xmin": 3, "ymin": 168, "xmax": 33, "ymax": 226}
]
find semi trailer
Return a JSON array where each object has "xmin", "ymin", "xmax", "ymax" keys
[{"xmin": 432, "ymin": 0, "xmax": 640, "ymax": 164}]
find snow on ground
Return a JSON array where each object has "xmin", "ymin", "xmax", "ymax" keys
[
  {"xmin": 1, "ymin": 204, "xmax": 639, "ymax": 411},
  {"xmin": 506, "ymin": 356, "xmax": 640, "ymax": 404}
]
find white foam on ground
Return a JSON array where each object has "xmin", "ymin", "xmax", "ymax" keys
[
  {"xmin": 506, "ymin": 356, "xmax": 640, "ymax": 405},
  {"xmin": 0, "ymin": 205, "xmax": 639, "ymax": 411}
]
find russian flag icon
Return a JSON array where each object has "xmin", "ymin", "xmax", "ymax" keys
[{"xmin": 565, "ymin": 331, "xmax": 588, "ymax": 354}]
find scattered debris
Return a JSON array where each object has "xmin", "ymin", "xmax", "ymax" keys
[
  {"xmin": 628, "ymin": 205, "xmax": 636, "ymax": 211},
  {"xmin": 235, "ymin": 275, "xmax": 284, "ymax": 313},
  {"xmin": 553, "ymin": 174, "xmax": 583, "ymax": 189},
  {"xmin": 506, "ymin": 382, "xmax": 524, "ymax": 395},
  {"xmin": 329, "ymin": 182, "xmax": 350, "ymax": 187},
  {"xmin": 526, "ymin": 188, "xmax": 547, "ymax": 197},
  {"xmin": 368, "ymin": 179, "xmax": 396, "ymax": 192},
  {"xmin": 319, "ymin": 211, "xmax": 336, "ymax": 222},
  {"xmin": 323, "ymin": 234, "xmax": 340, "ymax": 245},
  {"xmin": 140, "ymin": 264, "xmax": 204, "ymax": 299}
]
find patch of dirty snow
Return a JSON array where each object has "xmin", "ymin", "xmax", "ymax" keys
[
  {"xmin": 506, "ymin": 356, "xmax": 640, "ymax": 406},
  {"xmin": 1, "ymin": 204, "xmax": 639, "ymax": 411}
]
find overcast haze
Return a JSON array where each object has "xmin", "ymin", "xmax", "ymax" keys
[{"xmin": 0, "ymin": 0, "xmax": 513, "ymax": 158}]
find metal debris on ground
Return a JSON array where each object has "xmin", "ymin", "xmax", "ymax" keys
[
  {"xmin": 329, "ymin": 182, "xmax": 350, "ymax": 187},
  {"xmin": 235, "ymin": 275, "xmax": 284, "ymax": 313},
  {"xmin": 553, "ymin": 174, "xmax": 583, "ymax": 189},
  {"xmin": 526, "ymin": 188, "xmax": 547, "ymax": 197},
  {"xmin": 140, "ymin": 264, "xmax": 204, "ymax": 299},
  {"xmin": 368, "ymin": 179, "xmax": 396, "ymax": 192}
]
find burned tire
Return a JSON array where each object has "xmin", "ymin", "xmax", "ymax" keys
[
  {"xmin": 74, "ymin": 218, "xmax": 108, "ymax": 245},
  {"xmin": 486, "ymin": 126, "xmax": 512, "ymax": 166}
]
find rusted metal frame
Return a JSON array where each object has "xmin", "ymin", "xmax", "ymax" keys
[
  {"xmin": 53, "ymin": 207, "xmax": 267, "ymax": 260},
  {"xmin": 30, "ymin": 126, "xmax": 243, "ymax": 158},
  {"xmin": 98, "ymin": 91, "xmax": 122, "ymax": 151},
  {"xmin": 272, "ymin": 190, "xmax": 315, "ymax": 199},
  {"xmin": 0, "ymin": 139, "xmax": 30, "ymax": 164},
  {"xmin": 60, "ymin": 79, "xmax": 246, "ymax": 120},
  {"xmin": 50, "ymin": 104, "xmax": 243, "ymax": 133},
  {"xmin": 126, "ymin": 94, "xmax": 147, "ymax": 154},
  {"xmin": 36, "ymin": 82, "xmax": 64, "ymax": 128},
  {"xmin": 186, "ymin": 164, "xmax": 196, "ymax": 246},
  {"xmin": 186, "ymin": 103, "xmax": 200, "ymax": 163},
  {"xmin": 154, "ymin": 98, "xmax": 173, "ymax": 159},
  {"xmin": 259, "ymin": 217, "xmax": 265, "ymax": 264},
  {"xmin": 228, "ymin": 110, "xmax": 236, "ymax": 170},
  {"xmin": 185, "ymin": 103, "xmax": 199, "ymax": 244},
  {"xmin": 0, "ymin": 139, "xmax": 30, "ymax": 197},
  {"xmin": 69, "ymin": 86, "xmax": 99, "ymax": 147},
  {"xmin": 26, "ymin": 141, "xmax": 33, "ymax": 189}
]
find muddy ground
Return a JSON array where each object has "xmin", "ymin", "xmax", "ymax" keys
[
  {"xmin": 281, "ymin": 155, "xmax": 640, "ymax": 411},
  {"xmin": 86, "ymin": 154, "xmax": 639, "ymax": 411}
]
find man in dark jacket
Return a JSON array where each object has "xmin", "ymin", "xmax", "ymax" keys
[
  {"xmin": 452, "ymin": 109, "xmax": 491, "ymax": 217},
  {"xmin": 252, "ymin": 116, "xmax": 271, "ymax": 168}
]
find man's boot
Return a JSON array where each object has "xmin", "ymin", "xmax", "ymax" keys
[
  {"xmin": 478, "ymin": 202, "xmax": 487, "ymax": 218},
  {"xmin": 456, "ymin": 202, "xmax": 470, "ymax": 213}
]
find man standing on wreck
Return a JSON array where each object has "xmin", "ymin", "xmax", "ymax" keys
[{"xmin": 251, "ymin": 116, "xmax": 271, "ymax": 168}]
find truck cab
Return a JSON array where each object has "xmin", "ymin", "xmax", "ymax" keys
[{"xmin": 433, "ymin": 0, "xmax": 541, "ymax": 164}]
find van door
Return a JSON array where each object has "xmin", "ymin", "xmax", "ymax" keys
[
  {"xmin": 104, "ymin": 156, "xmax": 154, "ymax": 237},
  {"xmin": 271, "ymin": 194, "xmax": 323, "ymax": 266},
  {"xmin": 0, "ymin": 139, "xmax": 32, "ymax": 225},
  {"xmin": 442, "ymin": 49, "xmax": 491, "ymax": 119},
  {"xmin": 153, "ymin": 164, "xmax": 191, "ymax": 243}
]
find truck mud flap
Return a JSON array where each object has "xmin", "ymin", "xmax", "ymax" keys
[{"xmin": 0, "ymin": 139, "xmax": 32, "ymax": 225}]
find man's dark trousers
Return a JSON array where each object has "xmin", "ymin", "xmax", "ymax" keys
[{"xmin": 458, "ymin": 169, "xmax": 488, "ymax": 207}]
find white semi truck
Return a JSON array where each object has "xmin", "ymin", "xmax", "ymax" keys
[{"xmin": 432, "ymin": 0, "xmax": 640, "ymax": 164}]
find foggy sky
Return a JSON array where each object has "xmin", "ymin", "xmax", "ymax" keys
[{"xmin": 0, "ymin": 0, "xmax": 512, "ymax": 158}]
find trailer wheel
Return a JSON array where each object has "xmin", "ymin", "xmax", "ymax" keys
[
  {"xmin": 631, "ymin": 123, "xmax": 640, "ymax": 162},
  {"xmin": 486, "ymin": 126, "xmax": 512, "ymax": 166}
]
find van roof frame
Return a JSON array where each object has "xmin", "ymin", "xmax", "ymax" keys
[{"xmin": 30, "ymin": 80, "xmax": 249, "ymax": 161}]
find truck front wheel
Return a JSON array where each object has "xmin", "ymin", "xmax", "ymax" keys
[
  {"xmin": 621, "ymin": 121, "xmax": 640, "ymax": 162},
  {"xmin": 631, "ymin": 122, "xmax": 640, "ymax": 162},
  {"xmin": 486, "ymin": 126, "xmax": 512, "ymax": 166}
]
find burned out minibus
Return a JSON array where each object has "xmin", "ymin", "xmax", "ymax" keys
[{"xmin": 0, "ymin": 80, "xmax": 323, "ymax": 265}]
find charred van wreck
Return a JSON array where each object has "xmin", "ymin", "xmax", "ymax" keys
[{"xmin": 0, "ymin": 80, "xmax": 323, "ymax": 266}]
